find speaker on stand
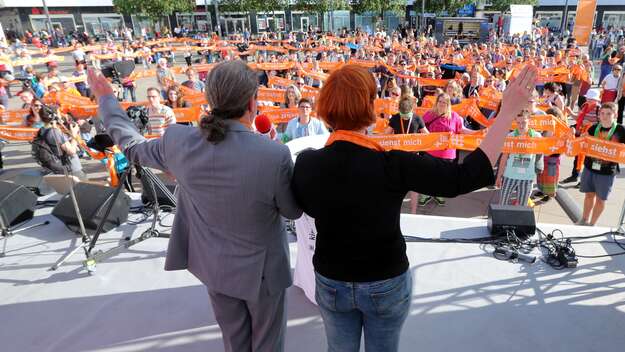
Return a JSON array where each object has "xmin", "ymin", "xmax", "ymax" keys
[
  {"xmin": 0, "ymin": 181, "xmax": 49, "ymax": 257},
  {"xmin": 10, "ymin": 169, "xmax": 54, "ymax": 196},
  {"xmin": 81, "ymin": 165, "xmax": 174, "ymax": 274},
  {"xmin": 52, "ymin": 182, "xmax": 131, "ymax": 236}
]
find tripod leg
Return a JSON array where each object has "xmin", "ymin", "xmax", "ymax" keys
[
  {"xmin": 50, "ymin": 242, "xmax": 88, "ymax": 271},
  {"xmin": 87, "ymin": 170, "xmax": 129, "ymax": 254},
  {"xmin": 1, "ymin": 233, "xmax": 8, "ymax": 258}
]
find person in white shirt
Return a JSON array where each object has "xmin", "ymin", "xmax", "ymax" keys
[
  {"xmin": 72, "ymin": 43, "xmax": 86, "ymax": 65},
  {"xmin": 601, "ymin": 65, "xmax": 622, "ymax": 103},
  {"xmin": 146, "ymin": 87, "xmax": 176, "ymax": 136},
  {"xmin": 283, "ymin": 98, "xmax": 329, "ymax": 142}
]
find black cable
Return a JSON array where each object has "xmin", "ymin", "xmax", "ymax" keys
[{"xmin": 126, "ymin": 209, "xmax": 152, "ymax": 225}]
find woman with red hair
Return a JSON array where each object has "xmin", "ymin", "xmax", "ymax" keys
[{"xmin": 292, "ymin": 64, "xmax": 537, "ymax": 351}]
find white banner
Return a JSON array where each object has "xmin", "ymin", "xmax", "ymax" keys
[{"xmin": 509, "ymin": 5, "xmax": 533, "ymax": 36}]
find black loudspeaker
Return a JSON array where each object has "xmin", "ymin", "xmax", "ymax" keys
[
  {"xmin": 11, "ymin": 169, "xmax": 53, "ymax": 196},
  {"xmin": 487, "ymin": 204, "xmax": 536, "ymax": 239},
  {"xmin": 137, "ymin": 167, "xmax": 176, "ymax": 208},
  {"xmin": 52, "ymin": 183, "xmax": 130, "ymax": 235},
  {"xmin": 0, "ymin": 181, "xmax": 37, "ymax": 227},
  {"xmin": 141, "ymin": 183, "xmax": 176, "ymax": 208}
]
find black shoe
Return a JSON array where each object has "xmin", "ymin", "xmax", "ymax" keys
[{"xmin": 561, "ymin": 175, "xmax": 578, "ymax": 184}]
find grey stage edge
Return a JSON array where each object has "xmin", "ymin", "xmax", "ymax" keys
[{"xmin": 1, "ymin": 202, "xmax": 625, "ymax": 352}]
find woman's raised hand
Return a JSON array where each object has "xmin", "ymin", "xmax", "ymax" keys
[
  {"xmin": 499, "ymin": 65, "xmax": 538, "ymax": 120},
  {"xmin": 87, "ymin": 69, "xmax": 114, "ymax": 101}
]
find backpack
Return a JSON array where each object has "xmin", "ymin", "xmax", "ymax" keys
[
  {"xmin": 126, "ymin": 105, "xmax": 149, "ymax": 134},
  {"xmin": 31, "ymin": 128, "xmax": 66, "ymax": 174}
]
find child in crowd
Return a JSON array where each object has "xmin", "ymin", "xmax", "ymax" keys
[{"xmin": 496, "ymin": 109, "xmax": 544, "ymax": 206}]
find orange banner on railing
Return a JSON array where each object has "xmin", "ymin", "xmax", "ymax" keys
[
  {"xmin": 173, "ymin": 107, "xmax": 201, "ymax": 123},
  {"xmin": 1, "ymin": 109, "xmax": 28, "ymax": 125},
  {"xmin": 478, "ymin": 87, "xmax": 502, "ymax": 111},
  {"xmin": 258, "ymin": 88, "xmax": 286, "ymax": 103},
  {"xmin": 0, "ymin": 126, "xmax": 39, "ymax": 140},
  {"xmin": 250, "ymin": 62, "xmax": 296, "ymax": 71},
  {"xmin": 374, "ymin": 98, "xmax": 399, "ymax": 116},
  {"xmin": 263, "ymin": 108, "xmax": 299, "ymax": 124},
  {"xmin": 268, "ymin": 76, "xmax": 296, "ymax": 87},
  {"xmin": 577, "ymin": 136, "xmax": 625, "ymax": 164}
]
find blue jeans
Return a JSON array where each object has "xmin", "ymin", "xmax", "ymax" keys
[{"xmin": 315, "ymin": 270, "xmax": 412, "ymax": 352}]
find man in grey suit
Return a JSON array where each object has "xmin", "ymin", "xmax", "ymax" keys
[{"xmin": 88, "ymin": 60, "xmax": 302, "ymax": 352}]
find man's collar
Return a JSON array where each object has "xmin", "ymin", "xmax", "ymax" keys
[{"xmin": 225, "ymin": 119, "xmax": 252, "ymax": 132}]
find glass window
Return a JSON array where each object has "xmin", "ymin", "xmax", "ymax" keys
[
  {"xmin": 355, "ymin": 12, "xmax": 376, "ymax": 34},
  {"xmin": 291, "ymin": 13, "xmax": 317, "ymax": 32},
  {"xmin": 220, "ymin": 15, "xmax": 249, "ymax": 35},
  {"xmin": 177, "ymin": 14, "xmax": 194, "ymax": 30},
  {"xmin": 536, "ymin": 11, "xmax": 562, "ymax": 31},
  {"xmin": 131, "ymin": 15, "xmax": 170, "ymax": 37},
  {"xmin": 257, "ymin": 13, "xmax": 285, "ymax": 32},
  {"xmin": 383, "ymin": 12, "xmax": 400, "ymax": 31},
  {"xmin": 602, "ymin": 12, "xmax": 625, "ymax": 30},
  {"xmin": 30, "ymin": 15, "xmax": 75, "ymax": 33},
  {"xmin": 324, "ymin": 11, "xmax": 350, "ymax": 32},
  {"xmin": 83, "ymin": 14, "xmax": 123, "ymax": 36},
  {"xmin": 195, "ymin": 14, "xmax": 211, "ymax": 32}
]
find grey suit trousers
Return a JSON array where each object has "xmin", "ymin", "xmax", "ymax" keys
[{"xmin": 208, "ymin": 288, "xmax": 286, "ymax": 352}]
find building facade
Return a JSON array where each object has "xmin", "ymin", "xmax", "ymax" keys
[
  {"xmin": 0, "ymin": 0, "xmax": 624, "ymax": 39},
  {"xmin": 534, "ymin": 0, "xmax": 625, "ymax": 32}
]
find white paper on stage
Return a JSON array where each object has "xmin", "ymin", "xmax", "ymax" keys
[
  {"xmin": 293, "ymin": 214, "xmax": 317, "ymax": 304},
  {"xmin": 285, "ymin": 134, "xmax": 329, "ymax": 163}
]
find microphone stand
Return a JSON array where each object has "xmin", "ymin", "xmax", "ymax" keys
[
  {"xmin": 49, "ymin": 120, "xmax": 91, "ymax": 271},
  {"xmin": 0, "ymin": 218, "xmax": 50, "ymax": 258},
  {"xmin": 81, "ymin": 164, "xmax": 174, "ymax": 274}
]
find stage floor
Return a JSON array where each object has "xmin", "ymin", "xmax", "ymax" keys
[{"xmin": 1, "ymin": 196, "xmax": 625, "ymax": 352}]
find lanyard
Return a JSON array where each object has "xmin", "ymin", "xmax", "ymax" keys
[
  {"xmin": 325, "ymin": 130, "xmax": 385, "ymax": 151},
  {"xmin": 593, "ymin": 122, "xmax": 617, "ymax": 141},
  {"xmin": 399, "ymin": 116, "xmax": 413, "ymax": 134}
]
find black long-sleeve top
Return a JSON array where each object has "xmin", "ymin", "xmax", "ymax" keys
[{"xmin": 292, "ymin": 141, "xmax": 495, "ymax": 282}]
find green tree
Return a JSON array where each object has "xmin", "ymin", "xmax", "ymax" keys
[
  {"xmin": 488, "ymin": 0, "xmax": 538, "ymax": 13},
  {"xmin": 113, "ymin": 0, "xmax": 195, "ymax": 21},
  {"xmin": 351, "ymin": 0, "xmax": 405, "ymax": 17},
  {"xmin": 293, "ymin": 0, "xmax": 350, "ymax": 31},
  {"xmin": 419, "ymin": 0, "xmax": 473, "ymax": 15},
  {"xmin": 293, "ymin": 0, "xmax": 350, "ymax": 14}
]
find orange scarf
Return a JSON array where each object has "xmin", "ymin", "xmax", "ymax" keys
[{"xmin": 325, "ymin": 130, "xmax": 385, "ymax": 151}]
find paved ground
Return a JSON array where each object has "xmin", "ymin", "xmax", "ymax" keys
[{"xmin": 2, "ymin": 51, "xmax": 624, "ymax": 230}]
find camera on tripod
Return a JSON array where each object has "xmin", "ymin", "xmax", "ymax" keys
[{"xmin": 101, "ymin": 60, "xmax": 135, "ymax": 85}]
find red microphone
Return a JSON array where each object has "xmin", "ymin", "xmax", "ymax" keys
[{"xmin": 254, "ymin": 114, "xmax": 273, "ymax": 134}]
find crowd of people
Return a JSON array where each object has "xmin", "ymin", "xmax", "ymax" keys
[
  {"xmin": 1, "ymin": 18, "xmax": 625, "ymax": 352},
  {"xmin": 1, "ymin": 22, "xmax": 624, "ymax": 220}
]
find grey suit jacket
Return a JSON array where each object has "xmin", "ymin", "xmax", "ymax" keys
[{"xmin": 100, "ymin": 95, "xmax": 302, "ymax": 301}]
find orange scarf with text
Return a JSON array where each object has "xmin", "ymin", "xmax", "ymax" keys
[{"xmin": 325, "ymin": 130, "xmax": 385, "ymax": 151}]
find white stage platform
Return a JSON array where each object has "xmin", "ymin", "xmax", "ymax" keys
[{"xmin": 1, "ymin": 194, "xmax": 625, "ymax": 352}]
